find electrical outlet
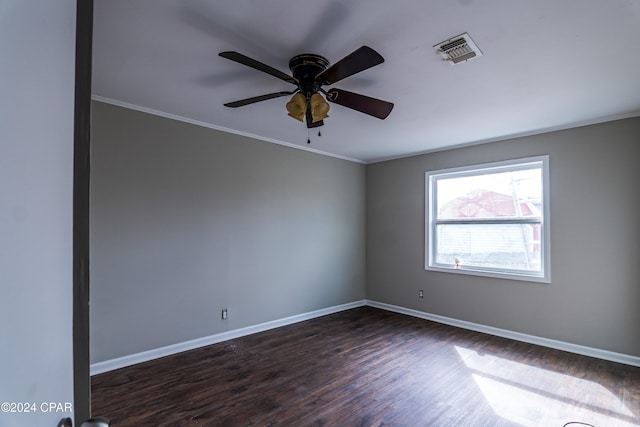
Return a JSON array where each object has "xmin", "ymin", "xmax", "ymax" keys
[
  {"xmin": 419, "ymin": 290, "xmax": 424, "ymax": 298},
  {"xmin": 221, "ymin": 309, "xmax": 228, "ymax": 320}
]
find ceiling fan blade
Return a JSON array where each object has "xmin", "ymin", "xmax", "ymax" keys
[
  {"xmin": 224, "ymin": 91, "xmax": 295, "ymax": 108},
  {"xmin": 317, "ymin": 46, "xmax": 384, "ymax": 85},
  {"xmin": 219, "ymin": 51, "xmax": 298, "ymax": 85},
  {"xmin": 326, "ymin": 88, "xmax": 394, "ymax": 119}
]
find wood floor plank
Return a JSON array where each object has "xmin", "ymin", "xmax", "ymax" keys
[{"xmin": 91, "ymin": 307, "xmax": 640, "ymax": 426}]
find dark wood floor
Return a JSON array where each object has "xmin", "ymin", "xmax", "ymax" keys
[{"xmin": 91, "ymin": 307, "xmax": 640, "ymax": 426}]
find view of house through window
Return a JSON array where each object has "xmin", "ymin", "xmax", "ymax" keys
[{"xmin": 426, "ymin": 156, "xmax": 549, "ymax": 282}]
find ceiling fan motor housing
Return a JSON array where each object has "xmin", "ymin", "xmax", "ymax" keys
[{"xmin": 289, "ymin": 54, "xmax": 329, "ymax": 97}]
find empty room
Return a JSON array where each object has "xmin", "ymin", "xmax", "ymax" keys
[
  {"xmin": 87, "ymin": 1, "xmax": 640, "ymax": 425},
  {"xmin": 3, "ymin": 1, "xmax": 639, "ymax": 427}
]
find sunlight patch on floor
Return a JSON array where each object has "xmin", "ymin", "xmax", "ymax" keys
[{"xmin": 455, "ymin": 346, "xmax": 639, "ymax": 427}]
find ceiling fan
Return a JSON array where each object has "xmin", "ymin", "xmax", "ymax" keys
[{"xmin": 219, "ymin": 46, "xmax": 394, "ymax": 128}]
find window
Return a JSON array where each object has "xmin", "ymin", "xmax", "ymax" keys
[{"xmin": 425, "ymin": 156, "xmax": 550, "ymax": 282}]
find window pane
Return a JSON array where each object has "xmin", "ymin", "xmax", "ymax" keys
[
  {"xmin": 435, "ymin": 223, "xmax": 542, "ymax": 273},
  {"xmin": 437, "ymin": 168, "xmax": 541, "ymax": 219}
]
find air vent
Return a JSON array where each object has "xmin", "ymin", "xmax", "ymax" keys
[{"xmin": 434, "ymin": 33, "xmax": 482, "ymax": 65}]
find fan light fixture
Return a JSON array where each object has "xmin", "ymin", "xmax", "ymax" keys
[
  {"xmin": 286, "ymin": 92, "xmax": 330, "ymax": 123},
  {"xmin": 310, "ymin": 93, "xmax": 330, "ymax": 123},
  {"xmin": 286, "ymin": 93, "xmax": 306, "ymax": 122}
]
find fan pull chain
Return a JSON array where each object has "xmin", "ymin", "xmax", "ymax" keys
[{"xmin": 306, "ymin": 127, "xmax": 322, "ymax": 144}]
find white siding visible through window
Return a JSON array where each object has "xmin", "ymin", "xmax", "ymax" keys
[{"xmin": 425, "ymin": 156, "xmax": 550, "ymax": 283}]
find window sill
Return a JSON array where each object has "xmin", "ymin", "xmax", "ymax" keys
[{"xmin": 426, "ymin": 265, "xmax": 550, "ymax": 284}]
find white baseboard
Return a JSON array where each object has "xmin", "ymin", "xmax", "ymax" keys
[
  {"xmin": 90, "ymin": 300, "xmax": 366, "ymax": 375},
  {"xmin": 91, "ymin": 298, "xmax": 639, "ymax": 375},
  {"xmin": 365, "ymin": 300, "xmax": 640, "ymax": 368}
]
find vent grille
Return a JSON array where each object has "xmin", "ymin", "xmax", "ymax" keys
[
  {"xmin": 439, "ymin": 38, "xmax": 468, "ymax": 52},
  {"xmin": 434, "ymin": 33, "xmax": 482, "ymax": 65}
]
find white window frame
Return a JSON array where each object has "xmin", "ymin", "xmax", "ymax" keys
[{"xmin": 425, "ymin": 155, "xmax": 550, "ymax": 283}]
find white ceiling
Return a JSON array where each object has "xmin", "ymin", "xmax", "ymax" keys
[{"xmin": 92, "ymin": 0, "xmax": 640, "ymax": 163}]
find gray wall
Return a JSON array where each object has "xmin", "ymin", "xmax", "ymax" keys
[
  {"xmin": 90, "ymin": 102, "xmax": 366, "ymax": 363},
  {"xmin": 0, "ymin": 1, "xmax": 77, "ymax": 425},
  {"xmin": 367, "ymin": 117, "xmax": 640, "ymax": 356}
]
